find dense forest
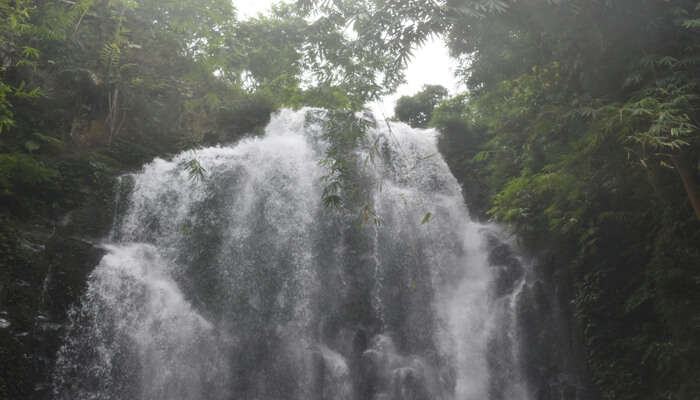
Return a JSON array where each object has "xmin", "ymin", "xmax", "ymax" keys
[{"xmin": 1, "ymin": 0, "xmax": 699, "ymax": 399}]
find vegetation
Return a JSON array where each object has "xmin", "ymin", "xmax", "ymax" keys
[
  {"xmin": 372, "ymin": 1, "xmax": 700, "ymax": 398},
  {"xmin": 1, "ymin": 0, "xmax": 699, "ymax": 399},
  {"xmin": 0, "ymin": 1, "xmax": 396, "ymax": 398},
  {"xmin": 394, "ymin": 84, "xmax": 448, "ymax": 128}
]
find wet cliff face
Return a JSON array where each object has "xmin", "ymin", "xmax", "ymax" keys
[
  {"xmin": 493, "ymin": 244, "xmax": 597, "ymax": 400},
  {"xmin": 0, "ymin": 194, "xmax": 113, "ymax": 400},
  {"xmin": 50, "ymin": 109, "xmax": 532, "ymax": 400},
  {"xmin": 0, "ymin": 108, "xmax": 588, "ymax": 400},
  {"xmin": 438, "ymin": 146, "xmax": 597, "ymax": 400}
]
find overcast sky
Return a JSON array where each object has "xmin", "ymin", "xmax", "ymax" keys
[{"xmin": 235, "ymin": 0, "xmax": 460, "ymax": 116}]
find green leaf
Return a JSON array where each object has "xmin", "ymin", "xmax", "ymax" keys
[
  {"xmin": 421, "ymin": 212, "xmax": 432, "ymax": 224},
  {"xmin": 180, "ymin": 158, "xmax": 206, "ymax": 183},
  {"xmin": 682, "ymin": 18, "xmax": 700, "ymax": 29},
  {"xmin": 24, "ymin": 140, "xmax": 40, "ymax": 153},
  {"xmin": 21, "ymin": 46, "xmax": 40, "ymax": 59},
  {"xmin": 32, "ymin": 132, "xmax": 62, "ymax": 145},
  {"xmin": 473, "ymin": 151, "xmax": 490, "ymax": 162},
  {"xmin": 322, "ymin": 194, "xmax": 343, "ymax": 209}
]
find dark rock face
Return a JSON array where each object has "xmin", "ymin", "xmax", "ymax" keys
[
  {"xmin": 1, "ymin": 109, "xmax": 597, "ymax": 400},
  {"xmin": 0, "ymin": 198, "xmax": 112, "ymax": 400},
  {"xmin": 439, "ymin": 138, "xmax": 598, "ymax": 399},
  {"xmin": 46, "ymin": 110, "xmax": 535, "ymax": 400},
  {"xmin": 481, "ymin": 231, "xmax": 527, "ymax": 400},
  {"xmin": 485, "ymin": 233, "xmax": 525, "ymax": 298},
  {"xmin": 516, "ymin": 251, "xmax": 598, "ymax": 400},
  {"xmin": 480, "ymin": 230, "xmax": 597, "ymax": 400}
]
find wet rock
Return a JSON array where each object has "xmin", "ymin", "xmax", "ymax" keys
[
  {"xmin": 390, "ymin": 365, "xmax": 431, "ymax": 400},
  {"xmin": 309, "ymin": 345, "xmax": 353, "ymax": 400},
  {"xmin": 357, "ymin": 334, "xmax": 441, "ymax": 400},
  {"xmin": 0, "ymin": 223, "xmax": 107, "ymax": 400},
  {"xmin": 484, "ymin": 231, "xmax": 526, "ymax": 297},
  {"xmin": 35, "ymin": 315, "xmax": 62, "ymax": 332},
  {"xmin": 43, "ymin": 236, "xmax": 105, "ymax": 319}
]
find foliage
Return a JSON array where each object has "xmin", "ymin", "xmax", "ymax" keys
[
  {"xmin": 295, "ymin": 0, "xmax": 447, "ymax": 101},
  {"xmin": 308, "ymin": 108, "xmax": 382, "ymax": 224},
  {"xmin": 180, "ymin": 156, "xmax": 206, "ymax": 183},
  {"xmin": 0, "ymin": 3, "xmax": 397, "ymax": 396},
  {"xmin": 0, "ymin": 153, "xmax": 58, "ymax": 198},
  {"xmin": 313, "ymin": 0, "xmax": 700, "ymax": 398},
  {"xmin": 430, "ymin": 1, "xmax": 700, "ymax": 398},
  {"xmin": 394, "ymin": 84, "xmax": 448, "ymax": 128},
  {"xmin": 0, "ymin": 0, "xmax": 699, "ymax": 399}
]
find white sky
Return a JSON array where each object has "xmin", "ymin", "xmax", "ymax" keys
[
  {"xmin": 234, "ymin": 0, "xmax": 460, "ymax": 117},
  {"xmin": 235, "ymin": 0, "xmax": 280, "ymax": 19}
]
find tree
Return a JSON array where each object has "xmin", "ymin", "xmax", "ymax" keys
[
  {"xmin": 394, "ymin": 84, "xmax": 448, "ymax": 128},
  {"xmin": 297, "ymin": 1, "xmax": 700, "ymax": 399}
]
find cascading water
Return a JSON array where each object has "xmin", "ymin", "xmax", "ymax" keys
[{"xmin": 52, "ymin": 109, "xmax": 531, "ymax": 400}]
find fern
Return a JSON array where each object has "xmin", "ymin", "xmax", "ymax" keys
[
  {"xmin": 179, "ymin": 158, "xmax": 206, "ymax": 183},
  {"xmin": 682, "ymin": 18, "xmax": 700, "ymax": 29},
  {"xmin": 99, "ymin": 42, "xmax": 121, "ymax": 74}
]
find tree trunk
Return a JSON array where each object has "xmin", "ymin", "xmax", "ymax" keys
[
  {"xmin": 671, "ymin": 152, "xmax": 700, "ymax": 221},
  {"xmin": 106, "ymin": 87, "xmax": 119, "ymax": 146}
]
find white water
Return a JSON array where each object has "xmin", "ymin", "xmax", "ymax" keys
[{"xmin": 53, "ymin": 109, "xmax": 530, "ymax": 400}]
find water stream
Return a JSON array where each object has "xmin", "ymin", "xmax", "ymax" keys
[{"xmin": 53, "ymin": 109, "xmax": 530, "ymax": 400}]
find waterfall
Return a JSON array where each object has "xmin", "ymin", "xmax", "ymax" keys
[{"xmin": 53, "ymin": 109, "xmax": 531, "ymax": 400}]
